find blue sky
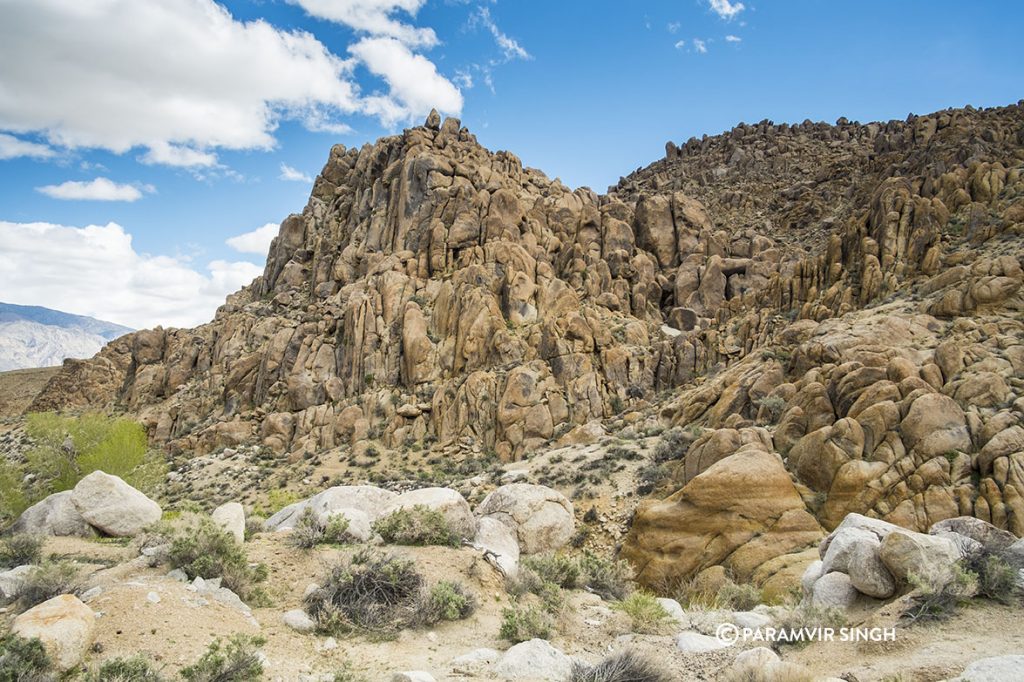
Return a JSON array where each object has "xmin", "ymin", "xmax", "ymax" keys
[{"xmin": 0, "ymin": 0, "xmax": 1021, "ymax": 329}]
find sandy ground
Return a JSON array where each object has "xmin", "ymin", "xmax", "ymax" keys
[{"xmin": 5, "ymin": 534, "xmax": 1019, "ymax": 682}]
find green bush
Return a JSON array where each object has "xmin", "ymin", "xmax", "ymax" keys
[
  {"xmin": 331, "ymin": 662, "xmax": 368, "ymax": 682},
  {"xmin": 902, "ymin": 564, "xmax": 978, "ymax": 623},
  {"xmin": 613, "ymin": 592, "xmax": 671, "ymax": 634},
  {"xmin": 775, "ymin": 602, "xmax": 847, "ymax": 645},
  {"xmin": 568, "ymin": 650, "xmax": 669, "ymax": 682},
  {"xmin": 578, "ymin": 552, "xmax": 633, "ymax": 601},
  {"xmin": 166, "ymin": 519, "xmax": 268, "ymax": 604},
  {"xmin": 83, "ymin": 656, "xmax": 165, "ymax": 682},
  {"xmin": 18, "ymin": 561, "xmax": 82, "ymax": 608},
  {"xmin": 0, "ymin": 534, "xmax": 43, "ymax": 570},
  {"xmin": 305, "ymin": 549, "xmax": 425, "ymax": 636},
  {"xmin": 0, "ymin": 634, "xmax": 54, "ymax": 682},
  {"xmin": 522, "ymin": 553, "xmax": 580, "ymax": 589},
  {"xmin": 716, "ymin": 581, "xmax": 762, "ymax": 610},
  {"xmin": 179, "ymin": 634, "xmax": 265, "ymax": 682},
  {"xmin": 287, "ymin": 507, "xmax": 352, "ymax": 549},
  {"xmin": 0, "ymin": 462, "xmax": 30, "ymax": 530},
  {"xmin": 25, "ymin": 412, "xmax": 166, "ymax": 495},
  {"xmin": 372, "ymin": 505, "xmax": 458, "ymax": 546},
  {"xmin": 963, "ymin": 551, "xmax": 1019, "ymax": 604},
  {"xmin": 499, "ymin": 603, "xmax": 553, "ymax": 643},
  {"xmin": 418, "ymin": 580, "xmax": 476, "ymax": 624}
]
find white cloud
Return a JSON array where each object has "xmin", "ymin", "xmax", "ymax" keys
[
  {"xmin": 0, "ymin": 133, "xmax": 55, "ymax": 160},
  {"xmin": 0, "ymin": 220, "xmax": 263, "ymax": 328},
  {"xmin": 709, "ymin": 0, "xmax": 745, "ymax": 20},
  {"xmin": 674, "ymin": 40, "xmax": 686, "ymax": 50},
  {"xmin": 140, "ymin": 142, "xmax": 218, "ymax": 168},
  {"xmin": 0, "ymin": 0, "xmax": 358, "ymax": 164},
  {"xmin": 453, "ymin": 70, "xmax": 474, "ymax": 90},
  {"xmin": 350, "ymin": 37, "xmax": 463, "ymax": 125},
  {"xmin": 227, "ymin": 222, "xmax": 279, "ymax": 255},
  {"xmin": 279, "ymin": 164, "xmax": 313, "ymax": 183},
  {"xmin": 667, "ymin": 22, "xmax": 681, "ymax": 34},
  {"xmin": 725, "ymin": 34, "xmax": 742, "ymax": 42},
  {"xmin": 693, "ymin": 38, "xmax": 708, "ymax": 54},
  {"xmin": 472, "ymin": 7, "xmax": 531, "ymax": 62},
  {"xmin": 36, "ymin": 178, "xmax": 152, "ymax": 202},
  {"xmin": 289, "ymin": 0, "xmax": 437, "ymax": 48}
]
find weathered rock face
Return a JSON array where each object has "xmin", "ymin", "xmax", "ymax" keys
[
  {"xmin": 476, "ymin": 483, "xmax": 575, "ymax": 555},
  {"xmin": 25, "ymin": 103, "xmax": 1024, "ymax": 588}
]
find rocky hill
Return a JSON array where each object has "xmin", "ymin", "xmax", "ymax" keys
[
  {"xmin": 26, "ymin": 102, "xmax": 1024, "ymax": 597},
  {"xmin": 0, "ymin": 302, "xmax": 132, "ymax": 371}
]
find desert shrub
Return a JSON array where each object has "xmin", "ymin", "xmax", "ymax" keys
[
  {"xmin": 0, "ymin": 634, "xmax": 54, "ymax": 682},
  {"xmin": 962, "ymin": 550, "xmax": 1019, "ymax": 604},
  {"xmin": 722, "ymin": 662, "xmax": 814, "ymax": 682},
  {"xmin": 578, "ymin": 552, "xmax": 633, "ymax": 601},
  {"xmin": 166, "ymin": 519, "xmax": 268, "ymax": 603},
  {"xmin": 372, "ymin": 505, "xmax": 458, "ymax": 546},
  {"xmin": 757, "ymin": 395, "xmax": 787, "ymax": 424},
  {"xmin": 774, "ymin": 602, "xmax": 847, "ymax": 645},
  {"xmin": 652, "ymin": 428, "xmax": 688, "ymax": 463},
  {"xmin": 83, "ymin": 656, "xmax": 165, "ymax": 682},
  {"xmin": 0, "ymin": 461, "xmax": 30, "ymax": 530},
  {"xmin": 331, "ymin": 662, "xmax": 368, "ymax": 682},
  {"xmin": 522, "ymin": 553, "xmax": 580, "ymax": 589},
  {"xmin": 613, "ymin": 592, "xmax": 671, "ymax": 634},
  {"xmin": 417, "ymin": 580, "xmax": 476, "ymax": 625},
  {"xmin": 25, "ymin": 412, "xmax": 166, "ymax": 495},
  {"xmin": 716, "ymin": 581, "xmax": 762, "ymax": 610},
  {"xmin": 18, "ymin": 561, "xmax": 82, "ymax": 608},
  {"xmin": 179, "ymin": 634, "xmax": 265, "ymax": 682},
  {"xmin": 568, "ymin": 650, "xmax": 670, "ymax": 682},
  {"xmin": 286, "ymin": 507, "xmax": 352, "ymax": 549},
  {"xmin": 0, "ymin": 534, "xmax": 43, "ymax": 569},
  {"xmin": 305, "ymin": 549, "xmax": 425, "ymax": 635},
  {"xmin": 499, "ymin": 603, "xmax": 553, "ymax": 643},
  {"xmin": 243, "ymin": 515, "xmax": 265, "ymax": 541},
  {"xmin": 902, "ymin": 564, "xmax": 978, "ymax": 623}
]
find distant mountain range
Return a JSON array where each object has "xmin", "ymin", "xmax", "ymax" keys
[{"xmin": 0, "ymin": 302, "xmax": 132, "ymax": 371}]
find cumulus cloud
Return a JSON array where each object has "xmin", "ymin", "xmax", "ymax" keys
[
  {"xmin": 472, "ymin": 7, "xmax": 531, "ymax": 62},
  {"xmin": 140, "ymin": 142, "xmax": 218, "ymax": 168},
  {"xmin": 350, "ymin": 37, "xmax": 463, "ymax": 125},
  {"xmin": 279, "ymin": 164, "xmax": 314, "ymax": 183},
  {"xmin": 227, "ymin": 222, "xmax": 279, "ymax": 255},
  {"xmin": 693, "ymin": 38, "xmax": 708, "ymax": 54},
  {"xmin": 0, "ymin": 220, "xmax": 263, "ymax": 328},
  {"xmin": 289, "ymin": 0, "xmax": 437, "ymax": 48},
  {"xmin": 709, "ymin": 0, "xmax": 745, "ymax": 20},
  {"xmin": 674, "ymin": 40, "xmax": 686, "ymax": 50},
  {"xmin": 0, "ymin": 133, "xmax": 55, "ymax": 160},
  {"xmin": 36, "ymin": 178, "xmax": 153, "ymax": 202},
  {"xmin": 0, "ymin": 0, "xmax": 358, "ymax": 165},
  {"xmin": 725, "ymin": 34, "xmax": 742, "ymax": 42}
]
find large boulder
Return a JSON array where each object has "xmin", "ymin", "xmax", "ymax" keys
[
  {"xmin": 623, "ymin": 448, "xmax": 823, "ymax": 587},
  {"xmin": 380, "ymin": 487, "xmax": 477, "ymax": 540},
  {"xmin": 492, "ymin": 639, "xmax": 573, "ymax": 680},
  {"xmin": 476, "ymin": 484, "xmax": 574, "ymax": 555},
  {"xmin": 70, "ymin": 472, "xmax": 161, "ymax": 537},
  {"xmin": 820, "ymin": 526, "xmax": 895, "ymax": 598},
  {"xmin": 11, "ymin": 594, "xmax": 96, "ymax": 671},
  {"xmin": 810, "ymin": 571, "xmax": 858, "ymax": 609},
  {"xmin": 473, "ymin": 516, "xmax": 520, "ymax": 577},
  {"xmin": 264, "ymin": 485, "xmax": 397, "ymax": 531},
  {"xmin": 819, "ymin": 513, "xmax": 905, "ymax": 558},
  {"xmin": 929, "ymin": 516, "xmax": 1017, "ymax": 554},
  {"xmin": 899, "ymin": 393, "xmax": 970, "ymax": 457},
  {"xmin": 10, "ymin": 491, "xmax": 96, "ymax": 538},
  {"xmin": 211, "ymin": 502, "xmax": 245, "ymax": 543},
  {"xmin": 879, "ymin": 530, "xmax": 961, "ymax": 586},
  {"xmin": 950, "ymin": 654, "xmax": 1024, "ymax": 682}
]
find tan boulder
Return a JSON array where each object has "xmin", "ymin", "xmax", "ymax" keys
[{"xmin": 12, "ymin": 595, "xmax": 96, "ymax": 671}]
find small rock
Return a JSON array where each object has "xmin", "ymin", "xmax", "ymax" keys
[
  {"xmin": 493, "ymin": 639, "xmax": 573, "ymax": 680},
  {"xmin": 732, "ymin": 610, "xmax": 771, "ymax": 629},
  {"xmin": 810, "ymin": 572, "xmax": 858, "ymax": 609},
  {"xmin": 0, "ymin": 565, "xmax": 35, "ymax": 604},
  {"xmin": 166, "ymin": 569, "xmax": 188, "ymax": 582},
  {"xmin": 146, "ymin": 591, "xmax": 161, "ymax": 604},
  {"xmin": 284, "ymin": 609, "xmax": 316, "ymax": 633},
  {"xmin": 391, "ymin": 673, "xmax": 436, "ymax": 682},
  {"xmin": 675, "ymin": 631, "xmax": 731, "ymax": 652},
  {"xmin": 655, "ymin": 597, "xmax": 686, "ymax": 623},
  {"xmin": 950, "ymin": 654, "xmax": 1024, "ymax": 681},
  {"xmin": 212, "ymin": 502, "xmax": 246, "ymax": 543}
]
